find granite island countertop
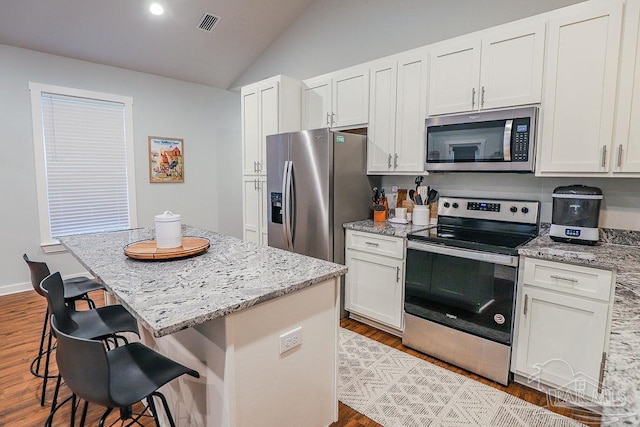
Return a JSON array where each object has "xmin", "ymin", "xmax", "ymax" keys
[
  {"xmin": 343, "ymin": 219, "xmax": 433, "ymax": 237},
  {"xmin": 59, "ymin": 226, "xmax": 347, "ymax": 338}
]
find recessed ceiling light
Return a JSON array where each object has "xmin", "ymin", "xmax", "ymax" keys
[{"xmin": 150, "ymin": 3, "xmax": 164, "ymax": 15}]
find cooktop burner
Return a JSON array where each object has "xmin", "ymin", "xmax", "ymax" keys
[
  {"xmin": 408, "ymin": 226, "xmax": 535, "ymax": 255},
  {"xmin": 407, "ymin": 196, "xmax": 540, "ymax": 255}
]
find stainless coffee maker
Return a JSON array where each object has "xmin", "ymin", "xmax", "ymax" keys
[{"xmin": 550, "ymin": 185, "xmax": 603, "ymax": 245}]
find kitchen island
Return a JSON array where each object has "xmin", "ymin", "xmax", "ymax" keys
[{"xmin": 59, "ymin": 226, "xmax": 346, "ymax": 427}]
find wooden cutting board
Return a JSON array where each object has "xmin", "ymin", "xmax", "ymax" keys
[{"xmin": 124, "ymin": 237, "xmax": 210, "ymax": 260}]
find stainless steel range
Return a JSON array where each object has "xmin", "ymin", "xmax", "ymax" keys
[{"xmin": 403, "ymin": 196, "xmax": 540, "ymax": 385}]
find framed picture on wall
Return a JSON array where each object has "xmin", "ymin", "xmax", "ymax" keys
[{"xmin": 148, "ymin": 136, "xmax": 184, "ymax": 183}]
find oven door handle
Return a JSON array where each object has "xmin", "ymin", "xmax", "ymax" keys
[{"xmin": 407, "ymin": 240, "xmax": 519, "ymax": 267}]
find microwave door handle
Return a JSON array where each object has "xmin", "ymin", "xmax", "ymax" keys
[{"xmin": 503, "ymin": 119, "xmax": 513, "ymax": 162}]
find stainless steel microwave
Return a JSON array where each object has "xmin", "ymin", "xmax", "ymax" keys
[{"xmin": 425, "ymin": 106, "xmax": 538, "ymax": 172}]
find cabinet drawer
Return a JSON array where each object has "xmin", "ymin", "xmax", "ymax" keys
[
  {"xmin": 522, "ymin": 257, "xmax": 613, "ymax": 302},
  {"xmin": 346, "ymin": 230, "xmax": 404, "ymax": 259}
]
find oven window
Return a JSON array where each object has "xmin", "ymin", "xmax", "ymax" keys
[{"xmin": 405, "ymin": 249, "xmax": 516, "ymax": 345}]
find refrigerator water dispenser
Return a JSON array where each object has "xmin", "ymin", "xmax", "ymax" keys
[{"xmin": 271, "ymin": 192, "xmax": 283, "ymax": 224}]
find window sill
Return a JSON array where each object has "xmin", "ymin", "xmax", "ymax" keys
[{"xmin": 41, "ymin": 242, "xmax": 67, "ymax": 254}]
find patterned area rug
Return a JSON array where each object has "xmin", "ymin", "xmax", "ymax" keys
[{"xmin": 338, "ymin": 328, "xmax": 583, "ymax": 427}]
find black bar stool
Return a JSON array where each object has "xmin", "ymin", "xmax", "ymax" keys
[
  {"xmin": 23, "ymin": 254, "xmax": 108, "ymax": 405},
  {"xmin": 39, "ymin": 272, "xmax": 140, "ymax": 412},
  {"xmin": 47, "ymin": 316, "xmax": 200, "ymax": 427}
]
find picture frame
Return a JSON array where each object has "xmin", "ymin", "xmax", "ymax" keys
[{"xmin": 148, "ymin": 136, "xmax": 184, "ymax": 183}]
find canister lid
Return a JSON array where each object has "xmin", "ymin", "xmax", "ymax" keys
[
  {"xmin": 552, "ymin": 185, "xmax": 603, "ymax": 198},
  {"xmin": 155, "ymin": 210, "xmax": 181, "ymax": 221}
]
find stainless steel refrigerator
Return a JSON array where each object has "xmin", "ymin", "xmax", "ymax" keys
[{"xmin": 266, "ymin": 128, "xmax": 373, "ymax": 267}]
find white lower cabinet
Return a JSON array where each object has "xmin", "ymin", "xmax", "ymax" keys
[
  {"xmin": 242, "ymin": 176, "xmax": 267, "ymax": 245},
  {"xmin": 512, "ymin": 258, "xmax": 614, "ymax": 399},
  {"xmin": 345, "ymin": 230, "xmax": 405, "ymax": 332}
]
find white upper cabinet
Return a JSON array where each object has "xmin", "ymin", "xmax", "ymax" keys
[
  {"xmin": 241, "ymin": 75, "xmax": 302, "ymax": 176},
  {"xmin": 302, "ymin": 66, "xmax": 370, "ymax": 130},
  {"xmin": 368, "ymin": 50, "xmax": 428, "ymax": 174},
  {"xmin": 480, "ymin": 23, "xmax": 546, "ymax": 110},
  {"xmin": 612, "ymin": 0, "xmax": 640, "ymax": 174},
  {"xmin": 428, "ymin": 39, "xmax": 481, "ymax": 115},
  {"xmin": 428, "ymin": 22, "xmax": 545, "ymax": 116},
  {"xmin": 537, "ymin": 0, "xmax": 623, "ymax": 174}
]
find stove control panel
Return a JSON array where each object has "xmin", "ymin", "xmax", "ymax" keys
[
  {"xmin": 438, "ymin": 197, "xmax": 540, "ymax": 225},
  {"xmin": 468, "ymin": 201, "xmax": 501, "ymax": 212}
]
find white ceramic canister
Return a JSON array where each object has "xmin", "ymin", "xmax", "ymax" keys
[
  {"xmin": 155, "ymin": 211, "xmax": 182, "ymax": 248},
  {"xmin": 412, "ymin": 205, "xmax": 430, "ymax": 226}
]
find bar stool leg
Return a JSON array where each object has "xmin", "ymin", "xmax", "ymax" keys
[{"xmin": 40, "ymin": 327, "xmax": 54, "ymax": 406}]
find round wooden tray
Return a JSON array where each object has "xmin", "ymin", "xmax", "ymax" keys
[{"xmin": 124, "ymin": 237, "xmax": 210, "ymax": 260}]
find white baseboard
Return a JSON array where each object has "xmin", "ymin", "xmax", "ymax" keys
[
  {"xmin": 0, "ymin": 281, "xmax": 32, "ymax": 296},
  {"xmin": 0, "ymin": 273, "xmax": 94, "ymax": 297}
]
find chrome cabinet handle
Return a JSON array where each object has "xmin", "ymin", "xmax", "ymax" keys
[
  {"xmin": 388, "ymin": 153, "xmax": 392, "ymax": 169},
  {"xmin": 617, "ymin": 144, "xmax": 623, "ymax": 168},
  {"xmin": 394, "ymin": 153, "xmax": 398, "ymax": 169},
  {"xmin": 365, "ymin": 241, "xmax": 379, "ymax": 247},
  {"xmin": 253, "ymin": 161, "xmax": 257, "ymax": 173},
  {"xmin": 550, "ymin": 274, "xmax": 578, "ymax": 283},
  {"xmin": 326, "ymin": 113, "xmax": 330, "ymax": 126},
  {"xmin": 396, "ymin": 266, "xmax": 401, "ymax": 283},
  {"xmin": 254, "ymin": 179, "xmax": 258, "ymax": 190},
  {"xmin": 471, "ymin": 87, "xmax": 476, "ymax": 109},
  {"xmin": 601, "ymin": 145, "xmax": 607, "ymax": 168},
  {"xmin": 523, "ymin": 294, "xmax": 529, "ymax": 316},
  {"xmin": 331, "ymin": 112, "xmax": 335, "ymax": 125},
  {"xmin": 481, "ymin": 86, "xmax": 485, "ymax": 107}
]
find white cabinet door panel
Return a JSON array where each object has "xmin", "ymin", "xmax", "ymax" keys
[
  {"xmin": 395, "ymin": 54, "xmax": 428, "ymax": 172},
  {"xmin": 332, "ymin": 69, "xmax": 370, "ymax": 128},
  {"xmin": 302, "ymin": 77, "xmax": 332, "ymax": 130},
  {"xmin": 345, "ymin": 250, "xmax": 404, "ymax": 330},
  {"xmin": 480, "ymin": 24, "xmax": 545, "ymax": 110},
  {"xmin": 428, "ymin": 39, "xmax": 481, "ymax": 115},
  {"xmin": 539, "ymin": 3, "xmax": 623, "ymax": 173},
  {"xmin": 515, "ymin": 286, "xmax": 608, "ymax": 398},
  {"xmin": 241, "ymin": 89, "xmax": 260, "ymax": 175},
  {"xmin": 367, "ymin": 61, "xmax": 397, "ymax": 173},
  {"xmin": 242, "ymin": 177, "xmax": 261, "ymax": 244}
]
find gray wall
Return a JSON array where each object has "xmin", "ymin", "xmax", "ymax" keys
[
  {"xmin": 1, "ymin": 44, "xmax": 242, "ymax": 294},
  {"xmin": 233, "ymin": 0, "xmax": 586, "ymax": 87}
]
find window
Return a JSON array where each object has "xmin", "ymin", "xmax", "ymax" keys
[{"xmin": 29, "ymin": 83, "xmax": 137, "ymax": 251}]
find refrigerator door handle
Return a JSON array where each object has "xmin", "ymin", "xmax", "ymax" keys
[{"xmin": 283, "ymin": 160, "xmax": 293, "ymax": 250}]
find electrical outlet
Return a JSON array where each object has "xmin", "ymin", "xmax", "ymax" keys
[{"xmin": 279, "ymin": 326, "xmax": 303, "ymax": 354}]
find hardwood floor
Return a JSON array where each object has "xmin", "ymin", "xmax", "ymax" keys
[{"xmin": 1, "ymin": 290, "xmax": 595, "ymax": 426}]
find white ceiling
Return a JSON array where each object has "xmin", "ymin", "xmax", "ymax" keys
[{"xmin": 0, "ymin": 0, "xmax": 315, "ymax": 90}]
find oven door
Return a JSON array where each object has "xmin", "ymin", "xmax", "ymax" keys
[{"xmin": 405, "ymin": 240, "xmax": 519, "ymax": 345}]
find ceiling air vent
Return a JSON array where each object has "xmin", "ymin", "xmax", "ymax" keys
[{"xmin": 197, "ymin": 13, "xmax": 220, "ymax": 32}]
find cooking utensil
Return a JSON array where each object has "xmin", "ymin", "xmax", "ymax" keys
[
  {"xmin": 415, "ymin": 194, "xmax": 423, "ymax": 205},
  {"xmin": 427, "ymin": 189, "xmax": 438, "ymax": 204},
  {"xmin": 414, "ymin": 176, "xmax": 424, "ymax": 192},
  {"xmin": 408, "ymin": 189, "xmax": 415, "ymax": 201},
  {"xmin": 416, "ymin": 186, "xmax": 429, "ymax": 205}
]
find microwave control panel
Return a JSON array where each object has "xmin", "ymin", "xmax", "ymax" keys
[{"xmin": 512, "ymin": 118, "xmax": 530, "ymax": 162}]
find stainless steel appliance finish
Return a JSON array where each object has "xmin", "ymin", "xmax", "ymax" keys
[
  {"xmin": 550, "ymin": 185, "xmax": 603, "ymax": 245},
  {"xmin": 266, "ymin": 128, "xmax": 372, "ymax": 267},
  {"xmin": 425, "ymin": 106, "xmax": 538, "ymax": 173},
  {"xmin": 403, "ymin": 196, "xmax": 540, "ymax": 385}
]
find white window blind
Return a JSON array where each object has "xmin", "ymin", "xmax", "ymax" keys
[{"xmin": 30, "ymin": 83, "xmax": 137, "ymax": 248}]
